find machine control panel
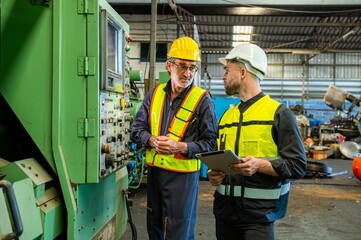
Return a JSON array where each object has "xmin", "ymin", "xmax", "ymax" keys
[{"xmin": 99, "ymin": 89, "xmax": 133, "ymax": 177}]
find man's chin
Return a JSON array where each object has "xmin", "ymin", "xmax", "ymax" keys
[{"xmin": 178, "ymin": 81, "xmax": 192, "ymax": 88}]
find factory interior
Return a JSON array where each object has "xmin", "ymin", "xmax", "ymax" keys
[{"xmin": 1, "ymin": 0, "xmax": 361, "ymax": 239}]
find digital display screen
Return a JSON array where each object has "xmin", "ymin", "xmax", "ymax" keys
[
  {"xmin": 101, "ymin": 12, "xmax": 125, "ymax": 92},
  {"xmin": 108, "ymin": 23, "xmax": 117, "ymax": 72}
]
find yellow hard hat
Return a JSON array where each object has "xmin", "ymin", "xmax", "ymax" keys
[{"xmin": 167, "ymin": 36, "xmax": 201, "ymax": 62}]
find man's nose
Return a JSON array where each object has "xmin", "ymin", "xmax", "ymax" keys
[{"xmin": 183, "ymin": 68, "xmax": 192, "ymax": 76}]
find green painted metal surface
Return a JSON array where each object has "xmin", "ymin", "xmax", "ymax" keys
[
  {"xmin": 0, "ymin": 158, "xmax": 53, "ymax": 198},
  {"xmin": 39, "ymin": 187, "xmax": 65, "ymax": 240},
  {"xmin": 1, "ymin": 0, "xmax": 131, "ymax": 238},
  {"xmin": 129, "ymin": 99, "xmax": 143, "ymax": 119},
  {"xmin": 0, "ymin": 159, "xmax": 65, "ymax": 239},
  {"xmin": 84, "ymin": 0, "xmax": 101, "ymax": 183},
  {"xmin": 0, "ymin": 0, "xmax": 54, "ymax": 170},
  {"xmin": 115, "ymin": 167, "xmax": 129, "ymax": 239},
  {"xmin": 159, "ymin": 71, "xmax": 170, "ymax": 83},
  {"xmin": 52, "ymin": 0, "xmax": 88, "ymax": 184},
  {"xmin": 74, "ymin": 167, "xmax": 128, "ymax": 239},
  {"xmin": 129, "ymin": 70, "xmax": 143, "ymax": 82},
  {"xmin": 13, "ymin": 178, "xmax": 43, "ymax": 240},
  {"xmin": 0, "ymin": 186, "xmax": 13, "ymax": 239}
]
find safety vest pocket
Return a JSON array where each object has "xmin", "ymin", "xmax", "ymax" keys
[{"xmin": 240, "ymin": 140, "xmax": 259, "ymax": 156}]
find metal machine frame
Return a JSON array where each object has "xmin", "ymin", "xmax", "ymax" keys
[{"xmin": 0, "ymin": 0, "xmax": 135, "ymax": 239}]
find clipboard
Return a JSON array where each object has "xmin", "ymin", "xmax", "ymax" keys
[{"xmin": 195, "ymin": 150, "xmax": 240, "ymax": 174}]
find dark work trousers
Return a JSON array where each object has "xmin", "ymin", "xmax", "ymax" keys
[
  {"xmin": 147, "ymin": 166, "xmax": 200, "ymax": 240},
  {"xmin": 216, "ymin": 218, "xmax": 275, "ymax": 240}
]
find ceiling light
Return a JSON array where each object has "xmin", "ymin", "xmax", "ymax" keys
[{"xmin": 232, "ymin": 25, "xmax": 253, "ymax": 47}]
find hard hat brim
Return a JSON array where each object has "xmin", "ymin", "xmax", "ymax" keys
[
  {"xmin": 218, "ymin": 57, "xmax": 227, "ymax": 66},
  {"xmin": 219, "ymin": 57, "xmax": 267, "ymax": 75}
]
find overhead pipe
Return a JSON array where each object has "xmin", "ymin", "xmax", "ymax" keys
[
  {"xmin": 305, "ymin": 27, "xmax": 357, "ymax": 62},
  {"xmin": 149, "ymin": 0, "xmax": 157, "ymax": 91}
]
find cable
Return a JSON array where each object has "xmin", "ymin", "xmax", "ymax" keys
[
  {"xmin": 123, "ymin": 189, "xmax": 137, "ymax": 240},
  {"xmin": 128, "ymin": 150, "xmax": 146, "ymax": 190},
  {"xmin": 130, "ymin": 81, "xmax": 140, "ymax": 97}
]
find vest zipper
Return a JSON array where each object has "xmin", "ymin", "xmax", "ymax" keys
[
  {"xmin": 236, "ymin": 108, "xmax": 245, "ymax": 199},
  {"xmin": 235, "ymin": 110, "xmax": 243, "ymax": 156},
  {"xmin": 220, "ymin": 133, "xmax": 226, "ymax": 150}
]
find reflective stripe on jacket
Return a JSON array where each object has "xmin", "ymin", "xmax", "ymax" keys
[
  {"xmin": 146, "ymin": 83, "xmax": 206, "ymax": 172},
  {"xmin": 216, "ymin": 180, "xmax": 290, "ymax": 199}
]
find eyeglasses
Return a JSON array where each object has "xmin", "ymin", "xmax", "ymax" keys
[{"xmin": 171, "ymin": 62, "xmax": 199, "ymax": 73}]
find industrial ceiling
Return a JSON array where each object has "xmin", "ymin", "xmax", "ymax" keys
[{"xmin": 108, "ymin": 0, "xmax": 361, "ymax": 54}]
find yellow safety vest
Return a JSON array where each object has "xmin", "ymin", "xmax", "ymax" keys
[
  {"xmin": 146, "ymin": 83, "xmax": 206, "ymax": 172},
  {"xmin": 218, "ymin": 95, "xmax": 279, "ymax": 157},
  {"xmin": 217, "ymin": 95, "xmax": 290, "ymax": 200}
]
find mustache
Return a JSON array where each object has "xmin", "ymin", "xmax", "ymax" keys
[{"xmin": 180, "ymin": 76, "xmax": 191, "ymax": 81}]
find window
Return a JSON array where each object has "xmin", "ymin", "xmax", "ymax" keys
[{"xmin": 140, "ymin": 43, "xmax": 168, "ymax": 62}]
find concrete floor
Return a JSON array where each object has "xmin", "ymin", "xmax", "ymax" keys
[{"xmin": 122, "ymin": 159, "xmax": 361, "ymax": 240}]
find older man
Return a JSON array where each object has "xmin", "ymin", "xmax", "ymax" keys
[{"xmin": 131, "ymin": 36, "xmax": 218, "ymax": 240}]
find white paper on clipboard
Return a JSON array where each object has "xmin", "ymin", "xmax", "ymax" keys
[{"xmin": 195, "ymin": 150, "xmax": 240, "ymax": 174}]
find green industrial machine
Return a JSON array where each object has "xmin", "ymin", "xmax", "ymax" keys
[{"xmin": 0, "ymin": 0, "xmax": 137, "ymax": 239}]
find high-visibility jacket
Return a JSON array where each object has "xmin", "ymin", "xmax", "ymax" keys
[
  {"xmin": 216, "ymin": 95, "xmax": 290, "ymax": 222},
  {"xmin": 146, "ymin": 83, "xmax": 206, "ymax": 172}
]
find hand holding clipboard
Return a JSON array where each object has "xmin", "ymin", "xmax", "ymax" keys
[{"xmin": 195, "ymin": 150, "xmax": 241, "ymax": 174}]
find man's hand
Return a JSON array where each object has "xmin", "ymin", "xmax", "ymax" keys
[
  {"xmin": 152, "ymin": 134, "xmax": 188, "ymax": 155},
  {"xmin": 207, "ymin": 170, "xmax": 225, "ymax": 186},
  {"xmin": 148, "ymin": 136, "xmax": 158, "ymax": 148},
  {"xmin": 230, "ymin": 156, "xmax": 279, "ymax": 177}
]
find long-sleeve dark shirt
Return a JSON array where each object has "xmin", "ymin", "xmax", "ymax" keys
[{"xmin": 131, "ymin": 81, "xmax": 218, "ymax": 159}]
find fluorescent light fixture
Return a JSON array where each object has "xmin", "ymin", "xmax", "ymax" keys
[{"xmin": 232, "ymin": 26, "xmax": 253, "ymax": 47}]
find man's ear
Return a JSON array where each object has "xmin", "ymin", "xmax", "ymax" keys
[
  {"xmin": 240, "ymin": 66, "xmax": 247, "ymax": 78},
  {"xmin": 165, "ymin": 62, "xmax": 172, "ymax": 73}
]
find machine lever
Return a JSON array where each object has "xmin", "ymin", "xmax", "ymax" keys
[{"xmin": 0, "ymin": 180, "xmax": 23, "ymax": 240}]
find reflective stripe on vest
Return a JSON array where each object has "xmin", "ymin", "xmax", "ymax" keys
[
  {"xmin": 168, "ymin": 85, "xmax": 207, "ymax": 141},
  {"xmin": 146, "ymin": 83, "xmax": 206, "ymax": 172},
  {"xmin": 216, "ymin": 182, "xmax": 290, "ymax": 199},
  {"xmin": 146, "ymin": 148, "xmax": 201, "ymax": 172},
  {"xmin": 149, "ymin": 84, "xmax": 166, "ymax": 137}
]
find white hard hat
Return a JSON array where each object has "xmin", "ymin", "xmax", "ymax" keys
[{"xmin": 219, "ymin": 43, "xmax": 268, "ymax": 79}]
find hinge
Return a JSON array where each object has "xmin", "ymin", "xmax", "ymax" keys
[
  {"xmin": 77, "ymin": 118, "xmax": 95, "ymax": 138},
  {"xmin": 78, "ymin": 0, "xmax": 95, "ymax": 14},
  {"xmin": 77, "ymin": 56, "xmax": 95, "ymax": 76}
]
